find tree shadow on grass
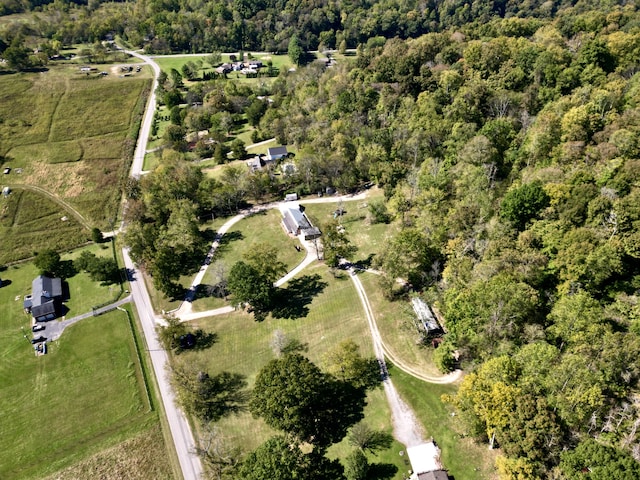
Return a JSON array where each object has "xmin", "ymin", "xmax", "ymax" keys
[
  {"xmin": 192, "ymin": 329, "xmax": 218, "ymax": 351},
  {"xmin": 271, "ymin": 274, "xmax": 328, "ymax": 319},
  {"xmin": 213, "ymin": 230, "xmax": 244, "ymax": 257},
  {"xmin": 367, "ymin": 463, "xmax": 398, "ymax": 479}
]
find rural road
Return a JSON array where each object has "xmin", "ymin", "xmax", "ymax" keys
[
  {"xmin": 350, "ymin": 267, "xmax": 426, "ymax": 447},
  {"xmin": 126, "ymin": 49, "xmax": 161, "ymax": 179},
  {"xmin": 122, "ymin": 50, "xmax": 204, "ymax": 480},
  {"xmin": 123, "ymin": 248, "xmax": 203, "ymax": 480}
]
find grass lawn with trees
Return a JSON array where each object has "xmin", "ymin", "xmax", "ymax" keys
[
  {"xmin": 182, "ymin": 263, "xmax": 409, "ymax": 477},
  {"xmin": 192, "ymin": 208, "xmax": 306, "ymax": 312}
]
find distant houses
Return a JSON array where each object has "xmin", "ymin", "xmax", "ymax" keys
[
  {"xmin": 266, "ymin": 146, "xmax": 288, "ymax": 161},
  {"xmin": 24, "ymin": 275, "xmax": 63, "ymax": 321},
  {"xmin": 246, "ymin": 146, "xmax": 290, "ymax": 172}
]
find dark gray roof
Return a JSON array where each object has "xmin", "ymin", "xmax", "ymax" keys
[
  {"xmin": 267, "ymin": 146, "xmax": 288, "ymax": 157},
  {"xmin": 32, "ymin": 275, "xmax": 62, "ymax": 305},
  {"xmin": 30, "ymin": 275, "xmax": 61, "ymax": 319},
  {"xmin": 31, "ymin": 301, "xmax": 56, "ymax": 319},
  {"xmin": 418, "ymin": 470, "xmax": 449, "ymax": 480},
  {"xmin": 301, "ymin": 226, "xmax": 321, "ymax": 240}
]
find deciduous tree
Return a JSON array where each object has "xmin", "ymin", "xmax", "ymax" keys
[{"xmin": 250, "ymin": 353, "xmax": 365, "ymax": 447}]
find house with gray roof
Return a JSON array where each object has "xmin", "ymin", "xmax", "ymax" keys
[
  {"xmin": 266, "ymin": 146, "xmax": 289, "ymax": 161},
  {"xmin": 24, "ymin": 275, "xmax": 62, "ymax": 321},
  {"xmin": 280, "ymin": 204, "xmax": 321, "ymax": 240}
]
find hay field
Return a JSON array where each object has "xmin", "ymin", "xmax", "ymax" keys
[{"xmin": 0, "ymin": 66, "xmax": 150, "ymax": 229}]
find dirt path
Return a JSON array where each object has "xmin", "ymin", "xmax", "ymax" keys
[
  {"xmin": 173, "ymin": 192, "xmax": 369, "ymax": 318},
  {"xmin": 350, "ymin": 268, "xmax": 426, "ymax": 447},
  {"xmin": 7, "ymin": 183, "xmax": 92, "ymax": 231}
]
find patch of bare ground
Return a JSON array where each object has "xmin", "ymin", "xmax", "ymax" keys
[
  {"xmin": 22, "ymin": 161, "xmax": 86, "ymax": 199},
  {"xmin": 43, "ymin": 426, "xmax": 174, "ymax": 480}
]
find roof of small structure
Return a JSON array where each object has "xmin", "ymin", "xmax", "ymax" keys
[
  {"xmin": 411, "ymin": 297, "xmax": 440, "ymax": 332},
  {"xmin": 267, "ymin": 146, "xmax": 288, "ymax": 157},
  {"xmin": 417, "ymin": 470, "xmax": 449, "ymax": 480},
  {"xmin": 407, "ymin": 443, "xmax": 442, "ymax": 476}
]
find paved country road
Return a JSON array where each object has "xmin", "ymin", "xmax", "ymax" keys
[
  {"xmin": 123, "ymin": 249, "xmax": 203, "ymax": 480},
  {"xmin": 123, "ymin": 49, "xmax": 204, "ymax": 480}
]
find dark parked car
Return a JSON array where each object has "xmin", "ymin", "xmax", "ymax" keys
[
  {"xmin": 32, "ymin": 324, "xmax": 45, "ymax": 332},
  {"xmin": 31, "ymin": 336, "xmax": 47, "ymax": 344}
]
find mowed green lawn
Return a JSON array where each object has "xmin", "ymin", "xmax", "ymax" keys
[
  {"xmin": 192, "ymin": 208, "xmax": 306, "ymax": 312},
  {"xmin": 392, "ymin": 369, "xmax": 498, "ymax": 479},
  {"xmin": 0, "ymin": 66, "xmax": 149, "ymax": 228},
  {"xmin": 0, "ymin": 308, "xmax": 159, "ymax": 479},
  {"xmin": 359, "ymin": 272, "xmax": 443, "ymax": 377},
  {"xmin": 0, "ymin": 258, "xmax": 172, "ymax": 479},
  {"xmin": 302, "ymin": 187, "xmax": 394, "ymax": 264},
  {"xmin": 183, "ymin": 262, "xmax": 409, "ymax": 478}
]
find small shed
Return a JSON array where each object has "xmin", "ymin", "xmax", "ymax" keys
[
  {"xmin": 417, "ymin": 471, "xmax": 449, "ymax": 480},
  {"xmin": 247, "ymin": 156, "xmax": 263, "ymax": 171},
  {"xmin": 411, "ymin": 298, "xmax": 441, "ymax": 334},
  {"xmin": 407, "ymin": 442, "xmax": 443, "ymax": 479},
  {"xmin": 284, "ymin": 192, "xmax": 298, "ymax": 202}
]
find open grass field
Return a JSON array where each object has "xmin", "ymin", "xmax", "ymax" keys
[
  {"xmin": 0, "ymin": 302, "xmax": 168, "ymax": 479},
  {"xmin": 0, "ymin": 65, "xmax": 150, "ymax": 229},
  {"xmin": 184, "ymin": 263, "xmax": 411, "ymax": 475},
  {"xmin": 0, "ymin": 254, "xmax": 174, "ymax": 479},
  {"xmin": 0, "ymin": 188, "xmax": 89, "ymax": 264},
  {"xmin": 302, "ymin": 187, "xmax": 394, "ymax": 262}
]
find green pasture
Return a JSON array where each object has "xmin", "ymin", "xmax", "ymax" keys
[
  {"xmin": 302, "ymin": 187, "xmax": 392, "ymax": 264},
  {"xmin": 0, "ymin": 67, "xmax": 149, "ymax": 228},
  {"xmin": 0, "ymin": 297, "xmax": 161, "ymax": 480},
  {"xmin": 0, "ymin": 189, "xmax": 89, "ymax": 265}
]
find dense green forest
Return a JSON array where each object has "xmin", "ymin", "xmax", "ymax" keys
[
  {"xmin": 2, "ymin": 0, "xmax": 640, "ymax": 54},
  {"xmin": 5, "ymin": 0, "xmax": 640, "ymax": 478}
]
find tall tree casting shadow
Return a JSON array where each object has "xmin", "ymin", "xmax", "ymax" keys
[{"xmin": 271, "ymin": 274, "xmax": 328, "ymax": 319}]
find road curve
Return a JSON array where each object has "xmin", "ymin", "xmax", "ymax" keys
[{"xmin": 351, "ymin": 271, "xmax": 462, "ymax": 384}]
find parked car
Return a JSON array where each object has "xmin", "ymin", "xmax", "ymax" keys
[
  {"xmin": 31, "ymin": 336, "xmax": 47, "ymax": 344},
  {"xmin": 32, "ymin": 324, "xmax": 45, "ymax": 332}
]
